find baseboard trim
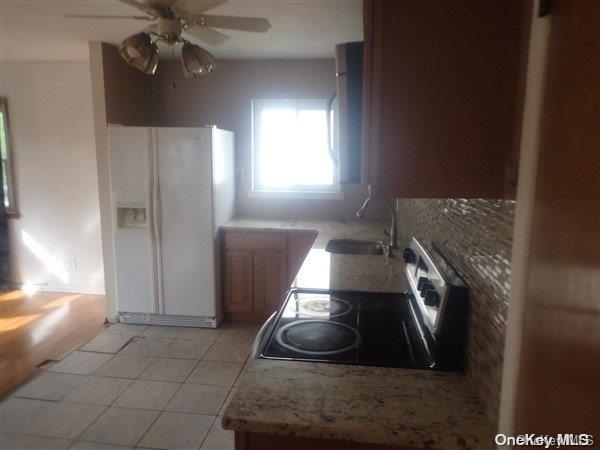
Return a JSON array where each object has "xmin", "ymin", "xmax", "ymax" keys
[
  {"xmin": 119, "ymin": 311, "xmax": 219, "ymax": 328},
  {"xmin": 9, "ymin": 282, "xmax": 105, "ymax": 295}
]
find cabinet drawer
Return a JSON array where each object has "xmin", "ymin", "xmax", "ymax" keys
[{"xmin": 225, "ymin": 231, "xmax": 287, "ymax": 252}]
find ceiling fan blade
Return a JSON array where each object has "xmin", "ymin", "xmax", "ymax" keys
[
  {"xmin": 202, "ymin": 15, "xmax": 271, "ymax": 33},
  {"xmin": 64, "ymin": 14, "xmax": 153, "ymax": 20},
  {"xmin": 118, "ymin": 0, "xmax": 160, "ymax": 18},
  {"xmin": 182, "ymin": 26, "xmax": 230, "ymax": 46},
  {"xmin": 144, "ymin": 0, "xmax": 178, "ymax": 6},
  {"xmin": 145, "ymin": 23, "xmax": 159, "ymax": 33},
  {"xmin": 174, "ymin": 0, "xmax": 226, "ymax": 15}
]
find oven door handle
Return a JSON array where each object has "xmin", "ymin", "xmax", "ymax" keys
[{"xmin": 251, "ymin": 311, "xmax": 278, "ymax": 359}]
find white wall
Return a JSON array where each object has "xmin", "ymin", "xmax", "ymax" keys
[{"xmin": 1, "ymin": 61, "xmax": 105, "ymax": 294}]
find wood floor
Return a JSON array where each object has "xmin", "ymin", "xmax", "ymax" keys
[{"xmin": 0, "ymin": 289, "xmax": 106, "ymax": 396}]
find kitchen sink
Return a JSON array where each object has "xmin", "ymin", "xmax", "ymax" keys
[{"xmin": 325, "ymin": 239, "xmax": 384, "ymax": 255}]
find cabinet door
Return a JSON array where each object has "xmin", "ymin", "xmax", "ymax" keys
[
  {"xmin": 224, "ymin": 250, "xmax": 254, "ymax": 313},
  {"xmin": 364, "ymin": 0, "xmax": 525, "ymax": 198},
  {"xmin": 287, "ymin": 232, "xmax": 317, "ymax": 285},
  {"xmin": 253, "ymin": 251, "xmax": 288, "ymax": 314}
]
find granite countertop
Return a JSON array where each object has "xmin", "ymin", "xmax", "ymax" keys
[
  {"xmin": 221, "ymin": 218, "xmax": 408, "ymax": 293},
  {"xmin": 220, "ymin": 218, "xmax": 493, "ymax": 449}
]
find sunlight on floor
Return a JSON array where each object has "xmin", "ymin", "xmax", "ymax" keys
[
  {"xmin": 21, "ymin": 230, "xmax": 69, "ymax": 284},
  {"xmin": 0, "ymin": 314, "xmax": 41, "ymax": 332},
  {"xmin": 0, "ymin": 290, "xmax": 25, "ymax": 301},
  {"xmin": 42, "ymin": 294, "xmax": 82, "ymax": 309},
  {"xmin": 30, "ymin": 305, "xmax": 72, "ymax": 346}
]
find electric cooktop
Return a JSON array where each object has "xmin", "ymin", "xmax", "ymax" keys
[
  {"xmin": 253, "ymin": 237, "xmax": 469, "ymax": 371},
  {"xmin": 259, "ymin": 290, "xmax": 433, "ymax": 368}
]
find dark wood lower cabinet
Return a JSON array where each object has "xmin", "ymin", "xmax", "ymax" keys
[
  {"xmin": 222, "ymin": 230, "xmax": 317, "ymax": 323},
  {"xmin": 287, "ymin": 231, "xmax": 318, "ymax": 285},
  {"xmin": 235, "ymin": 432, "xmax": 419, "ymax": 450},
  {"xmin": 253, "ymin": 251, "xmax": 288, "ymax": 314},
  {"xmin": 224, "ymin": 250, "xmax": 254, "ymax": 313}
]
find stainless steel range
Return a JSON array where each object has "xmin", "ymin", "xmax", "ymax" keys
[{"xmin": 252, "ymin": 237, "xmax": 469, "ymax": 371}]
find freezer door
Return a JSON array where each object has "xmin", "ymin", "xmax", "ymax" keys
[
  {"xmin": 109, "ymin": 127, "xmax": 154, "ymax": 313},
  {"xmin": 156, "ymin": 127, "xmax": 217, "ymax": 317}
]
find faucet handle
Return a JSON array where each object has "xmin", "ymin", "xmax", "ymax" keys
[{"xmin": 382, "ymin": 229, "xmax": 390, "ymax": 236}]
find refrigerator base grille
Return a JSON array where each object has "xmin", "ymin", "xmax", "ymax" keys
[{"xmin": 118, "ymin": 312, "xmax": 218, "ymax": 328}]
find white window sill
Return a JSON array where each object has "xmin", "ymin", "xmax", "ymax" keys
[{"xmin": 248, "ymin": 190, "xmax": 345, "ymax": 200}]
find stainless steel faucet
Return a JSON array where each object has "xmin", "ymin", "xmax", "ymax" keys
[{"xmin": 356, "ymin": 195, "xmax": 398, "ymax": 256}]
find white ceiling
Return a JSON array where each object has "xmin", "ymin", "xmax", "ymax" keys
[{"xmin": 0, "ymin": 0, "xmax": 363, "ymax": 61}]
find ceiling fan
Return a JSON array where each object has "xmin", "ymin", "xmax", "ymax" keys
[{"xmin": 65, "ymin": 0, "xmax": 272, "ymax": 77}]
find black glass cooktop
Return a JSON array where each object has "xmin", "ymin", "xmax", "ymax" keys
[{"xmin": 260, "ymin": 289, "xmax": 435, "ymax": 368}]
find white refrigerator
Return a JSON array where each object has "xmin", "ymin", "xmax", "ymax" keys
[{"xmin": 108, "ymin": 126, "xmax": 235, "ymax": 328}]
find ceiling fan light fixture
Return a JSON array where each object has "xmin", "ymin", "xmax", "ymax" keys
[
  {"xmin": 119, "ymin": 32, "xmax": 159, "ymax": 75},
  {"xmin": 181, "ymin": 42, "xmax": 217, "ymax": 78}
]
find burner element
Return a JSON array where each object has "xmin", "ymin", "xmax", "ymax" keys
[
  {"xmin": 275, "ymin": 320, "xmax": 360, "ymax": 355},
  {"xmin": 297, "ymin": 296, "xmax": 352, "ymax": 318},
  {"xmin": 359, "ymin": 298, "xmax": 399, "ymax": 314}
]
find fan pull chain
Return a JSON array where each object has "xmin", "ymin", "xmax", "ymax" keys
[{"xmin": 169, "ymin": 44, "xmax": 176, "ymax": 92}]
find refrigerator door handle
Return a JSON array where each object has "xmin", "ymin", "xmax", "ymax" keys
[
  {"xmin": 147, "ymin": 129, "xmax": 156, "ymax": 314},
  {"xmin": 148, "ymin": 128, "xmax": 165, "ymax": 315},
  {"xmin": 155, "ymin": 181, "xmax": 162, "ymax": 242},
  {"xmin": 153, "ymin": 129, "xmax": 165, "ymax": 314},
  {"xmin": 147, "ymin": 133, "xmax": 155, "ymax": 249}
]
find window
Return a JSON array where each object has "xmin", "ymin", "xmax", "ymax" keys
[
  {"xmin": 0, "ymin": 98, "xmax": 17, "ymax": 215},
  {"xmin": 251, "ymin": 99, "xmax": 340, "ymax": 197}
]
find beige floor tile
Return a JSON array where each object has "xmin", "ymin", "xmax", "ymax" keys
[
  {"xmin": 47, "ymin": 351, "xmax": 113, "ymax": 375},
  {"xmin": 186, "ymin": 361, "xmax": 243, "ymax": 386},
  {"xmin": 78, "ymin": 406, "xmax": 159, "ymax": 447},
  {"xmin": 139, "ymin": 326, "xmax": 184, "ymax": 339},
  {"xmin": 105, "ymin": 323, "xmax": 148, "ymax": 336},
  {"xmin": 27, "ymin": 401, "xmax": 106, "ymax": 439},
  {"xmin": 138, "ymin": 412, "xmax": 214, "ymax": 450},
  {"xmin": 216, "ymin": 324, "xmax": 259, "ymax": 344},
  {"xmin": 176, "ymin": 327, "xmax": 223, "ymax": 342},
  {"xmin": 200, "ymin": 419, "xmax": 235, "ymax": 450},
  {"xmin": 70, "ymin": 441, "xmax": 134, "ymax": 450},
  {"xmin": 166, "ymin": 384, "xmax": 230, "ymax": 415},
  {"xmin": 80, "ymin": 332, "xmax": 133, "ymax": 354},
  {"xmin": 160, "ymin": 339, "xmax": 212, "ymax": 360},
  {"xmin": 203, "ymin": 341, "xmax": 250, "ymax": 363},
  {"xmin": 0, "ymin": 433, "xmax": 72, "ymax": 449},
  {"xmin": 0, "ymin": 397, "xmax": 54, "ymax": 434},
  {"xmin": 63, "ymin": 376, "xmax": 133, "ymax": 406},
  {"xmin": 218, "ymin": 387, "xmax": 238, "ymax": 416},
  {"xmin": 1, "ymin": 398, "xmax": 103, "ymax": 440},
  {"xmin": 118, "ymin": 338, "xmax": 173, "ymax": 357},
  {"xmin": 139, "ymin": 358, "xmax": 198, "ymax": 382},
  {"xmin": 114, "ymin": 380, "xmax": 180, "ymax": 410},
  {"xmin": 14, "ymin": 371, "xmax": 85, "ymax": 401},
  {"xmin": 93, "ymin": 355, "xmax": 154, "ymax": 379}
]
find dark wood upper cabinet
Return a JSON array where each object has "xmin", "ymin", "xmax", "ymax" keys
[{"xmin": 363, "ymin": 0, "xmax": 527, "ymax": 198}]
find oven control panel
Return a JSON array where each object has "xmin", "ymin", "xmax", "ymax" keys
[{"xmin": 403, "ymin": 237, "xmax": 466, "ymax": 338}]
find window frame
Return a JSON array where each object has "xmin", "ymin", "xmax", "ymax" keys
[
  {"xmin": 251, "ymin": 98, "xmax": 341, "ymax": 198},
  {"xmin": 0, "ymin": 97, "xmax": 19, "ymax": 217}
]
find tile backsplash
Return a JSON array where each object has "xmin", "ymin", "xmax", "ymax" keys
[{"xmin": 395, "ymin": 198, "xmax": 515, "ymax": 425}]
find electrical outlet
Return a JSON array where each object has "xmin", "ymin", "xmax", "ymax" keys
[
  {"xmin": 236, "ymin": 167, "xmax": 244, "ymax": 181},
  {"xmin": 67, "ymin": 256, "xmax": 77, "ymax": 271}
]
